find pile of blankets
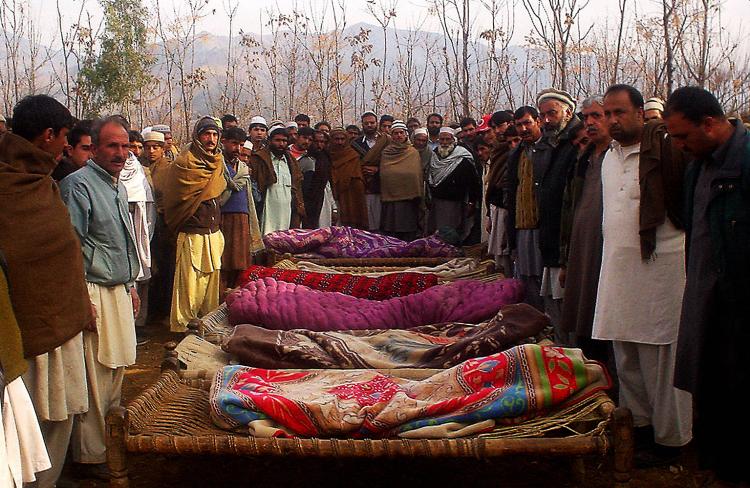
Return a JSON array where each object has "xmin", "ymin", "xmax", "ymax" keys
[
  {"xmin": 209, "ymin": 344, "xmax": 611, "ymax": 438},
  {"xmin": 226, "ymin": 277, "xmax": 524, "ymax": 331},
  {"xmin": 236, "ymin": 265, "xmax": 439, "ymax": 300},
  {"xmin": 223, "ymin": 303, "xmax": 549, "ymax": 369},
  {"xmin": 263, "ymin": 226, "xmax": 459, "ymax": 258}
]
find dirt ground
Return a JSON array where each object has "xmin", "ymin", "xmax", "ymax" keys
[{"xmin": 65, "ymin": 321, "xmax": 711, "ymax": 488}]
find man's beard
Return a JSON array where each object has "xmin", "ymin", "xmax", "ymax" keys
[
  {"xmin": 270, "ymin": 146, "xmax": 286, "ymax": 156},
  {"xmin": 543, "ymin": 114, "xmax": 572, "ymax": 139},
  {"xmin": 428, "ymin": 126, "xmax": 440, "ymax": 137},
  {"xmin": 437, "ymin": 144, "xmax": 455, "ymax": 158}
]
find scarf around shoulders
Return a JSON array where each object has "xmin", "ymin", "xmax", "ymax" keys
[
  {"xmin": 329, "ymin": 144, "xmax": 365, "ymax": 191},
  {"xmin": 379, "ymin": 141, "xmax": 424, "ymax": 202},
  {"xmin": 160, "ymin": 140, "xmax": 226, "ymax": 234},
  {"xmin": 120, "ymin": 153, "xmax": 154, "ymax": 203},
  {"xmin": 0, "ymin": 133, "xmax": 92, "ymax": 357},
  {"xmin": 428, "ymin": 145, "xmax": 473, "ymax": 187}
]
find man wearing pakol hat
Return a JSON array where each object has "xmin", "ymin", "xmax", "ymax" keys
[
  {"xmin": 427, "ymin": 126, "xmax": 480, "ymax": 240},
  {"xmin": 160, "ymin": 116, "xmax": 226, "ymax": 332},
  {"xmin": 218, "ymin": 127, "xmax": 263, "ymax": 293},
  {"xmin": 60, "ymin": 115, "xmax": 141, "ymax": 476},
  {"xmin": 644, "ymin": 97, "xmax": 665, "ymax": 122},
  {"xmin": 151, "ymin": 124, "xmax": 176, "ymax": 161},
  {"xmin": 249, "ymin": 125, "xmax": 305, "ymax": 235},
  {"xmin": 530, "ymin": 87, "xmax": 584, "ymax": 345}
]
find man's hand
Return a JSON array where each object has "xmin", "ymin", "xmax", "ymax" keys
[
  {"xmin": 130, "ymin": 287, "xmax": 141, "ymax": 317},
  {"xmin": 86, "ymin": 302, "xmax": 98, "ymax": 332}
]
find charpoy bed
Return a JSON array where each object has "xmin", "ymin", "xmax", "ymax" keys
[{"xmin": 106, "ymin": 359, "xmax": 633, "ymax": 488}]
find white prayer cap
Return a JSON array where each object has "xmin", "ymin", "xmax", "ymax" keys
[
  {"xmin": 143, "ymin": 131, "xmax": 165, "ymax": 143},
  {"xmin": 391, "ymin": 120, "xmax": 407, "ymax": 131},
  {"xmin": 361, "ymin": 110, "xmax": 377, "ymax": 119},
  {"xmin": 413, "ymin": 127, "xmax": 428, "ymax": 136},
  {"xmin": 268, "ymin": 125, "xmax": 287, "ymax": 137},
  {"xmin": 439, "ymin": 127, "xmax": 455, "ymax": 136},
  {"xmin": 249, "ymin": 116, "xmax": 268, "ymax": 129},
  {"xmin": 285, "ymin": 121, "xmax": 298, "ymax": 129},
  {"xmin": 141, "ymin": 126, "xmax": 153, "ymax": 137},
  {"xmin": 243, "ymin": 140, "xmax": 254, "ymax": 150},
  {"xmin": 644, "ymin": 97, "xmax": 665, "ymax": 113}
]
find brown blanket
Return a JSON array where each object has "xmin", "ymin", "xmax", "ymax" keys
[
  {"xmin": 223, "ymin": 303, "xmax": 548, "ymax": 369},
  {"xmin": 329, "ymin": 144, "xmax": 368, "ymax": 229},
  {"xmin": 0, "ymin": 133, "xmax": 92, "ymax": 357}
]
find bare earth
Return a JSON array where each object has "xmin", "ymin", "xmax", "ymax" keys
[{"xmin": 66, "ymin": 321, "xmax": 710, "ymax": 488}]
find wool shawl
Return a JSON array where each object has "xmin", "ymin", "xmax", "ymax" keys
[
  {"xmin": 0, "ymin": 253, "xmax": 25, "ymax": 383},
  {"xmin": 328, "ymin": 144, "xmax": 368, "ymax": 229},
  {"xmin": 0, "ymin": 133, "xmax": 92, "ymax": 357},
  {"xmin": 160, "ymin": 140, "xmax": 226, "ymax": 235},
  {"xmin": 379, "ymin": 141, "xmax": 424, "ymax": 202},
  {"xmin": 427, "ymin": 145, "xmax": 474, "ymax": 187}
]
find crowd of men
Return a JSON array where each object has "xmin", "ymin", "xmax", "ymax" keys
[{"xmin": 0, "ymin": 83, "xmax": 747, "ymax": 487}]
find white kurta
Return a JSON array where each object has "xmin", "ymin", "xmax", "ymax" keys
[
  {"xmin": 318, "ymin": 182, "xmax": 336, "ymax": 228},
  {"xmin": 261, "ymin": 155, "xmax": 292, "ymax": 235},
  {"xmin": 591, "ymin": 142, "xmax": 686, "ymax": 345}
]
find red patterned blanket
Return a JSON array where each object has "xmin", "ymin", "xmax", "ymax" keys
[{"xmin": 237, "ymin": 265, "xmax": 439, "ymax": 300}]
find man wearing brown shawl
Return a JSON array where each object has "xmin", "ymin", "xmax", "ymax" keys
[
  {"xmin": 249, "ymin": 126, "xmax": 305, "ymax": 233},
  {"xmin": 328, "ymin": 127, "xmax": 369, "ymax": 229},
  {"xmin": 378, "ymin": 120, "xmax": 424, "ymax": 241},
  {"xmin": 0, "ymin": 95, "xmax": 93, "ymax": 488},
  {"xmin": 160, "ymin": 116, "xmax": 227, "ymax": 332}
]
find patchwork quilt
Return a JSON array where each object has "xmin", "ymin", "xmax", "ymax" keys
[
  {"xmin": 263, "ymin": 226, "xmax": 459, "ymax": 258},
  {"xmin": 209, "ymin": 344, "xmax": 610, "ymax": 438}
]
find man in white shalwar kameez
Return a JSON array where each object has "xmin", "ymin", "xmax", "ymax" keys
[{"xmin": 592, "ymin": 84, "xmax": 691, "ymax": 468}]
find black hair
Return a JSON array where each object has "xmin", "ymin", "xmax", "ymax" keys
[
  {"xmin": 69, "ymin": 120, "xmax": 93, "ymax": 147},
  {"xmin": 345, "ymin": 124, "xmax": 361, "ymax": 134},
  {"xmin": 360, "ymin": 112, "xmax": 377, "ymax": 121},
  {"xmin": 11, "ymin": 95, "xmax": 74, "ymax": 141},
  {"xmin": 128, "ymin": 130, "xmax": 143, "ymax": 145},
  {"xmin": 459, "ymin": 117, "xmax": 477, "ymax": 128},
  {"xmin": 605, "ymin": 84, "xmax": 644, "ymax": 109},
  {"xmin": 222, "ymin": 126, "xmax": 247, "ymax": 142},
  {"xmin": 513, "ymin": 106, "xmax": 539, "ymax": 120},
  {"xmin": 406, "ymin": 117, "xmax": 420, "ymax": 126},
  {"xmin": 90, "ymin": 115, "xmax": 130, "ymax": 145},
  {"xmin": 449, "ymin": 122, "xmax": 460, "ymax": 129},
  {"xmin": 427, "ymin": 112, "xmax": 443, "ymax": 124},
  {"xmin": 314, "ymin": 129, "xmax": 330, "ymax": 141},
  {"xmin": 490, "ymin": 110, "xmax": 514, "ymax": 127},
  {"xmin": 297, "ymin": 126, "xmax": 315, "ymax": 137},
  {"xmin": 294, "ymin": 113, "xmax": 311, "ymax": 124},
  {"xmin": 504, "ymin": 125, "xmax": 519, "ymax": 137},
  {"xmin": 379, "ymin": 114, "xmax": 394, "ymax": 125},
  {"xmin": 664, "ymin": 86, "xmax": 725, "ymax": 124},
  {"xmin": 220, "ymin": 114, "xmax": 238, "ymax": 127},
  {"xmin": 314, "ymin": 120, "xmax": 331, "ymax": 130}
]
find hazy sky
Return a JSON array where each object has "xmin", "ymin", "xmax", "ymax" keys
[{"xmin": 32, "ymin": 0, "xmax": 748, "ymax": 46}]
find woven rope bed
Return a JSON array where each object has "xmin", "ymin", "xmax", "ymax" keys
[{"xmin": 106, "ymin": 363, "xmax": 634, "ymax": 488}]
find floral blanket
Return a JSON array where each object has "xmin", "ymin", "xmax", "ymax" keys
[
  {"xmin": 236, "ymin": 265, "xmax": 439, "ymax": 300},
  {"xmin": 209, "ymin": 344, "xmax": 610, "ymax": 438},
  {"xmin": 226, "ymin": 277, "xmax": 525, "ymax": 331},
  {"xmin": 263, "ymin": 226, "xmax": 459, "ymax": 258},
  {"xmin": 223, "ymin": 303, "xmax": 548, "ymax": 369}
]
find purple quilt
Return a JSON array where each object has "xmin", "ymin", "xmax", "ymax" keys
[
  {"xmin": 262, "ymin": 226, "xmax": 459, "ymax": 258},
  {"xmin": 226, "ymin": 277, "xmax": 525, "ymax": 331}
]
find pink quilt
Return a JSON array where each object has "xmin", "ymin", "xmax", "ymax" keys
[{"xmin": 226, "ymin": 277, "xmax": 525, "ymax": 331}]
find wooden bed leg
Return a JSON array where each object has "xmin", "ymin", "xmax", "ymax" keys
[
  {"xmin": 161, "ymin": 342, "xmax": 181, "ymax": 373},
  {"xmin": 106, "ymin": 406, "xmax": 129, "ymax": 488},
  {"xmin": 613, "ymin": 407, "xmax": 634, "ymax": 487},
  {"xmin": 571, "ymin": 456, "xmax": 586, "ymax": 484}
]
